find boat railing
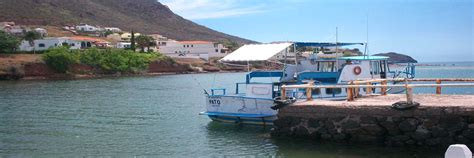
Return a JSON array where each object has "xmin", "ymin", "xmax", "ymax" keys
[{"xmin": 281, "ymin": 78, "xmax": 474, "ymax": 104}]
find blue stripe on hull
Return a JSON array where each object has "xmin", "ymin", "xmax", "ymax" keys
[{"xmin": 208, "ymin": 115, "xmax": 275, "ymax": 126}]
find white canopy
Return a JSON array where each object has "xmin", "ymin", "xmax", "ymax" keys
[{"xmin": 220, "ymin": 43, "xmax": 293, "ymax": 62}]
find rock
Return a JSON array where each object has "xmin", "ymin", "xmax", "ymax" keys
[
  {"xmin": 351, "ymin": 135, "xmax": 378, "ymax": 143},
  {"xmin": 439, "ymin": 116, "xmax": 467, "ymax": 133},
  {"xmin": 273, "ymin": 117, "xmax": 292, "ymax": 127},
  {"xmin": 295, "ymin": 126, "xmax": 309, "ymax": 137},
  {"xmin": 341, "ymin": 119, "xmax": 360, "ymax": 130},
  {"xmin": 411, "ymin": 126, "xmax": 430, "ymax": 141},
  {"xmin": 321, "ymin": 134, "xmax": 332, "ymax": 140},
  {"xmin": 361, "ymin": 124, "xmax": 385, "ymax": 136},
  {"xmin": 360, "ymin": 116, "xmax": 376, "ymax": 124},
  {"xmin": 308, "ymin": 118, "xmax": 321, "ymax": 128},
  {"xmin": 462, "ymin": 129, "xmax": 474, "ymax": 140},
  {"xmin": 333, "ymin": 133, "xmax": 348, "ymax": 142},
  {"xmin": 380, "ymin": 121, "xmax": 400, "ymax": 135},
  {"xmin": 426, "ymin": 138, "xmax": 441, "ymax": 146},
  {"xmin": 290, "ymin": 117, "xmax": 302, "ymax": 127},
  {"xmin": 431, "ymin": 127, "xmax": 448, "ymax": 137},
  {"xmin": 421, "ymin": 118, "xmax": 439, "ymax": 130},
  {"xmin": 468, "ymin": 124, "xmax": 474, "ymax": 129},
  {"xmin": 399, "ymin": 118, "xmax": 418, "ymax": 132},
  {"xmin": 405, "ymin": 139, "xmax": 416, "ymax": 145},
  {"xmin": 310, "ymin": 132, "xmax": 321, "ymax": 140},
  {"xmin": 455, "ymin": 135, "xmax": 471, "ymax": 144}
]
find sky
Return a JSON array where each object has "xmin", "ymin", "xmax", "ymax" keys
[{"xmin": 160, "ymin": 0, "xmax": 473, "ymax": 62}]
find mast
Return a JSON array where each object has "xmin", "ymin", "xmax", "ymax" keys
[
  {"xmin": 335, "ymin": 27, "xmax": 339, "ymax": 71},
  {"xmin": 364, "ymin": 14, "xmax": 369, "ymax": 59}
]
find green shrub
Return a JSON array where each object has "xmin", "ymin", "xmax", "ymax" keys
[
  {"xmin": 42, "ymin": 47, "xmax": 79, "ymax": 73},
  {"xmin": 43, "ymin": 47, "xmax": 159, "ymax": 74}
]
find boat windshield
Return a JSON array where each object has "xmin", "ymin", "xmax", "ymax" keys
[{"xmin": 317, "ymin": 61, "xmax": 336, "ymax": 72}]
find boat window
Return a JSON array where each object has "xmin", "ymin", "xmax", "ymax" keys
[
  {"xmin": 370, "ymin": 61, "xmax": 381, "ymax": 75},
  {"xmin": 317, "ymin": 61, "xmax": 336, "ymax": 72},
  {"xmin": 312, "ymin": 88, "xmax": 320, "ymax": 95},
  {"xmin": 326, "ymin": 88, "xmax": 342, "ymax": 95}
]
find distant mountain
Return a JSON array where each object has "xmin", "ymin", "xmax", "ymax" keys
[
  {"xmin": 0, "ymin": 0, "xmax": 254, "ymax": 44},
  {"xmin": 374, "ymin": 52, "xmax": 418, "ymax": 63}
]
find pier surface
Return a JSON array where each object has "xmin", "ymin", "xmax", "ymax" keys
[{"xmin": 272, "ymin": 94, "xmax": 474, "ymax": 148}]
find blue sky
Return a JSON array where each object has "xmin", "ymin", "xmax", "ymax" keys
[{"xmin": 160, "ymin": 0, "xmax": 473, "ymax": 62}]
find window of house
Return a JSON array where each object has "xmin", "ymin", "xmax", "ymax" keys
[
  {"xmin": 175, "ymin": 51, "xmax": 178, "ymax": 53},
  {"xmin": 183, "ymin": 45, "xmax": 186, "ymax": 48},
  {"xmin": 191, "ymin": 45, "xmax": 193, "ymax": 47},
  {"xmin": 215, "ymin": 49, "xmax": 218, "ymax": 52},
  {"xmin": 221, "ymin": 49, "xmax": 226, "ymax": 53},
  {"xmin": 38, "ymin": 43, "xmax": 45, "ymax": 47},
  {"xmin": 54, "ymin": 44, "xmax": 57, "ymax": 46},
  {"xmin": 71, "ymin": 43, "xmax": 75, "ymax": 46}
]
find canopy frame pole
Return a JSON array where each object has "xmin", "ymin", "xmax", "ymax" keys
[
  {"xmin": 335, "ymin": 27, "xmax": 339, "ymax": 71},
  {"xmin": 247, "ymin": 60, "xmax": 250, "ymax": 72}
]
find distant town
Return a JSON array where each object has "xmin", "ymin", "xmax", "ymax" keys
[{"xmin": 0, "ymin": 22, "xmax": 229, "ymax": 61}]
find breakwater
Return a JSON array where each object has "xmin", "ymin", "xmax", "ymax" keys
[{"xmin": 271, "ymin": 94, "xmax": 474, "ymax": 148}]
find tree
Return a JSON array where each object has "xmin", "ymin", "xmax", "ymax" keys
[
  {"xmin": 130, "ymin": 30, "xmax": 136, "ymax": 52},
  {"xmin": 220, "ymin": 39, "xmax": 240, "ymax": 52},
  {"xmin": 136, "ymin": 35, "xmax": 154, "ymax": 52},
  {"xmin": 0, "ymin": 31, "xmax": 20, "ymax": 53},
  {"xmin": 23, "ymin": 31, "xmax": 42, "ymax": 54}
]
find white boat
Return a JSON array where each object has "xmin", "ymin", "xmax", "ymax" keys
[{"xmin": 200, "ymin": 42, "xmax": 416, "ymax": 125}]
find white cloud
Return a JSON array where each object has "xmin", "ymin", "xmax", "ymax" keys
[{"xmin": 160, "ymin": 0, "xmax": 266, "ymax": 20}]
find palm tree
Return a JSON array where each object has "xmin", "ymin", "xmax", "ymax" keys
[{"xmin": 23, "ymin": 31, "xmax": 42, "ymax": 54}]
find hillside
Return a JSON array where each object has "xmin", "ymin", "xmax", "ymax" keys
[
  {"xmin": 374, "ymin": 52, "xmax": 418, "ymax": 63},
  {"xmin": 0, "ymin": 0, "xmax": 253, "ymax": 44}
]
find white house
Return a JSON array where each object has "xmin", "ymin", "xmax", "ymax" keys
[
  {"xmin": 157, "ymin": 40, "xmax": 228, "ymax": 60},
  {"xmin": 76, "ymin": 24, "xmax": 99, "ymax": 32},
  {"xmin": 19, "ymin": 37, "xmax": 81, "ymax": 51},
  {"xmin": 34, "ymin": 28, "xmax": 48, "ymax": 37},
  {"xmin": 116, "ymin": 42, "xmax": 131, "ymax": 49},
  {"xmin": 104, "ymin": 27, "xmax": 122, "ymax": 33}
]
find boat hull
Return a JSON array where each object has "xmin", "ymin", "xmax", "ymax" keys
[{"xmin": 202, "ymin": 95, "xmax": 277, "ymax": 126}]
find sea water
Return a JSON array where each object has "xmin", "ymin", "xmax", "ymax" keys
[{"xmin": 0, "ymin": 63, "xmax": 472, "ymax": 157}]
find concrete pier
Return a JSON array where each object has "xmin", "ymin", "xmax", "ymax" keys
[{"xmin": 271, "ymin": 94, "xmax": 474, "ymax": 148}]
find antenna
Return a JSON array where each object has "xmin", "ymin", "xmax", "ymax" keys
[
  {"xmin": 364, "ymin": 13, "xmax": 369, "ymax": 58},
  {"xmin": 335, "ymin": 27, "xmax": 339, "ymax": 70}
]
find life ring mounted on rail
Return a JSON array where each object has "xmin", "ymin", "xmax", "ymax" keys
[{"xmin": 353, "ymin": 66, "xmax": 362, "ymax": 75}]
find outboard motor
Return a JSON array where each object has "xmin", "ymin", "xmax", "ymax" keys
[{"xmin": 271, "ymin": 96, "xmax": 296, "ymax": 110}]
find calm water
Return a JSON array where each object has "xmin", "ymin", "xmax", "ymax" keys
[{"xmin": 0, "ymin": 64, "xmax": 472, "ymax": 157}]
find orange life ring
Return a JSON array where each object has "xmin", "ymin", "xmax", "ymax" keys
[{"xmin": 353, "ymin": 66, "xmax": 362, "ymax": 75}]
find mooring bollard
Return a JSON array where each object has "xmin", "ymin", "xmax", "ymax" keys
[
  {"xmin": 366, "ymin": 82, "xmax": 372, "ymax": 94},
  {"xmin": 281, "ymin": 86, "xmax": 286, "ymax": 99},
  {"xmin": 381, "ymin": 80, "xmax": 387, "ymax": 95},
  {"xmin": 306, "ymin": 81, "xmax": 314, "ymax": 101},
  {"xmin": 436, "ymin": 79, "xmax": 442, "ymax": 94},
  {"xmin": 406, "ymin": 86, "xmax": 413, "ymax": 105},
  {"xmin": 445, "ymin": 144, "xmax": 472, "ymax": 158}
]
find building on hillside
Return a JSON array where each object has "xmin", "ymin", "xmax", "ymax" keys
[
  {"xmin": 67, "ymin": 36, "xmax": 111, "ymax": 49},
  {"xmin": 157, "ymin": 40, "xmax": 228, "ymax": 60},
  {"xmin": 106, "ymin": 33, "xmax": 122, "ymax": 41},
  {"xmin": 34, "ymin": 28, "xmax": 48, "ymax": 37},
  {"xmin": 76, "ymin": 23, "xmax": 99, "ymax": 32},
  {"xmin": 149, "ymin": 34, "xmax": 168, "ymax": 41},
  {"xmin": 19, "ymin": 37, "xmax": 81, "ymax": 51},
  {"xmin": 116, "ymin": 42, "xmax": 131, "ymax": 49},
  {"xmin": 104, "ymin": 27, "xmax": 122, "ymax": 33},
  {"xmin": 18, "ymin": 36, "xmax": 110, "ymax": 52},
  {"xmin": 120, "ymin": 32, "xmax": 141, "ymax": 41}
]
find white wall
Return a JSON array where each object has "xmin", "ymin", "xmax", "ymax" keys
[
  {"xmin": 158, "ymin": 41, "xmax": 227, "ymax": 60},
  {"xmin": 19, "ymin": 38, "xmax": 81, "ymax": 51}
]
